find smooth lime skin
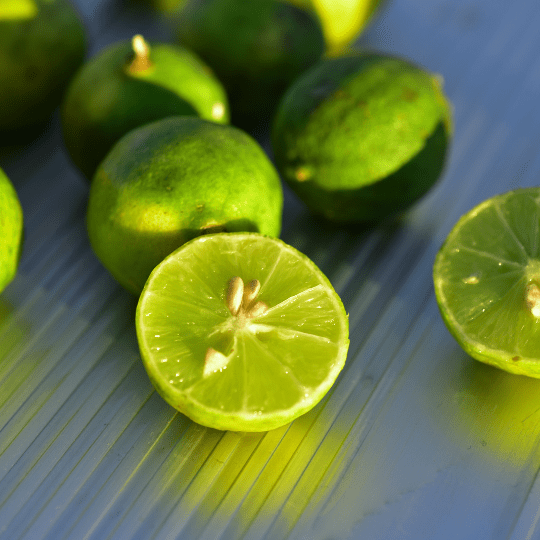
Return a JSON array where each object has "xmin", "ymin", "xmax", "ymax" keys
[
  {"xmin": 87, "ymin": 116, "xmax": 283, "ymax": 295},
  {"xmin": 0, "ymin": 0, "xmax": 86, "ymax": 132},
  {"xmin": 0, "ymin": 168, "xmax": 24, "ymax": 294},
  {"xmin": 61, "ymin": 38, "xmax": 230, "ymax": 180},
  {"xmin": 173, "ymin": 0, "xmax": 325, "ymax": 130},
  {"xmin": 271, "ymin": 52, "xmax": 453, "ymax": 223}
]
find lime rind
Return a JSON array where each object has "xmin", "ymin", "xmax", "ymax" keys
[
  {"xmin": 136, "ymin": 232, "xmax": 349, "ymax": 431},
  {"xmin": 433, "ymin": 187, "xmax": 540, "ymax": 377}
]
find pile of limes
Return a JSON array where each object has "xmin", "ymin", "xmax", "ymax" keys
[{"xmin": 15, "ymin": 0, "xmax": 539, "ymax": 433}]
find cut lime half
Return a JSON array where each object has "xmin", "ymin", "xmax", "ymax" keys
[
  {"xmin": 433, "ymin": 187, "xmax": 540, "ymax": 377},
  {"xmin": 136, "ymin": 232, "xmax": 349, "ymax": 431}
]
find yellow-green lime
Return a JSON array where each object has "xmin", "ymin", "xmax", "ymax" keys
[
  {"xmin": 0, "ymin": 0, "xmax": 38, "ymax": 19},
  {"xmin": 136, "ymin": 232, "xmax": 349, "ymax": 432},
  {"xmin": 287, "ymin": 0, "xmax": 384, "ymax": 55},
  {"xmin": 271, "ymin": 52, "xmax": 453, "ymax": 223},
  {"xmin": 62, "ymin": 34, "xmax": 229, "ymax": 180},
  {"xmin": 0, "ymin": 168, "xmax": 24, "ymax": 294},
  {"xmin": 433, "ymin": 187, "xmax": 540, "ymax": 377},
  {"xmin": 87, "ymin": 116, "xmax": 283, "ymax": 295},
  {"xmin": 173, "ymin": 0, "xmax": 325, "ymax": 131},
  {"xmin": 0, "ymin": 0, "xmax": 86, "ymax": 132}
]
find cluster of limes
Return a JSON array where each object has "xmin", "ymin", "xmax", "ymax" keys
[
  {"xmin": 0, "ymin": 0, "xmax": 455, "ymax": 431},
  {"xmin": 5, "ymin": 0, "xmax": 530, "ymax": 432},
  {"xmin": 0, "ymin": 0, "xmax": 86, "ymax": 295}
]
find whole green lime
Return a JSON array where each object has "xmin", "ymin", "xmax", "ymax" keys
[
  {"xmin": 173, "ymin": 0, "xmax": 325, "ymax": 131},
  {"xmin": 271, "ymin": 52, "xmax": 453, "ymax": 223},
  {"xmin": 0, "ymin": 168, "xmax": 24, "ymax": 294},
  {"xmin": 62, "ymin": 34, "xmax": 230, "ymax": 180},
  {"xmin": 87, "ymin": 116, "xmax": 283, "ymax": 295},
  {"xmin": 0, "ymin": 0, "xmax": 86, "ymax": 132}
]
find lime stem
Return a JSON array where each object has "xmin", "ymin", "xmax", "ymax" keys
[{"xmin": 127, "ymin": 34, "xmax": 153, "ymax": 73}]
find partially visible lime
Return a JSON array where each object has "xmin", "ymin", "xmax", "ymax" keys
[
  {"xmin": 62, "ymin": 34, "xmax": 229, "ymax": 180},
  {"xmin": 288, "ymin": 0, "xmax": 384, "ymax": 55},
  {"xmin": 0, "ymin": 168, "xmax": 24, "ymax": 294},
  {"xmin": 433, "ymin": 188, "xmax": 540, "ymax": 377},
  {"xmin": 173, "ymin": 0, "xmax": 325, "ymax": 131},
  {"xmin": 136, "ymin": 232, "xmax": 349, "ymax": 432},
  {"xmin": 87, "ymin": 116, "xmax": 283, "ymax": 295},
  {"xmin": 0, "ymin": 0, "xmax": 86, "ymax": 132},
  {"xmin": 136, "ymin": 0, "xmax": 186, "ymax": 13},
  {"xmin": 271, "ymin": 52, "xmax": 452, "ymax": 223},
  {"xmin": 0, "ymin": 0, "xmax": 38, "ymax": 19}
]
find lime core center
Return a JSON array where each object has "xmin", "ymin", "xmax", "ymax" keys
[
  {"xmin": 203, "ymin": 277, "xmax": 269, "ymax": 377},
  {"xmin": 225, "ymin": 276, "xmax": 268, "ymax": 323}
]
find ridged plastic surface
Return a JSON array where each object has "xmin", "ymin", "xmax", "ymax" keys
[{"xmin": 2, "ymin": 0, "xmax": 540, "ymax": 538}]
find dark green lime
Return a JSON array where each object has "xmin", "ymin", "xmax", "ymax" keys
[
  {"xmin": 0, "ymin": 0, "xmax": 86, "ymax": 133},
  {"xmin": 173, "ymin": 0, "xmax": 325, "ymax": 132},
  {"xmin": 271, "ymin": 52, "xmax": 453, "ymax": 223}
]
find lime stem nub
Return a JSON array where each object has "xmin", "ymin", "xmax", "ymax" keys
[{"xmin": 128, "ymin": 34, "xmax": 153, "ymax": 73}]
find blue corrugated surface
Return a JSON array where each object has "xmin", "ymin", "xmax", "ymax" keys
[{"xmin": 2, "ymin": 0, "xmax": 540, "ymax": 538}]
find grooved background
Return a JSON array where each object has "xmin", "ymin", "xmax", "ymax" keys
[{"xmin": 2, "ymin": 0, "xmax": 540, "ymax": 538}]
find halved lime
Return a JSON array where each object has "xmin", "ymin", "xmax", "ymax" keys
[
  {"xmin": 136, "ymin": 232, "xmax": 349, "ymax": 431},
  {"xmin": 433, "ymin": 187, "xmax": 540, "ymax": 377}
]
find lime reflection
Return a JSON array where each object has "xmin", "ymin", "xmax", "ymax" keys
[
  {"xmin": 437, "ymin": 347, "xmax": 540, "ymax": 467},
  {"xmin": 0, "ymin": 297, "xmax": 32, "ymax": 367}
]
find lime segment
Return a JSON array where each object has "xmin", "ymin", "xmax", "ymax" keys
[
  {"xmin": 136, "ymin": 232, "xmax": 349, "ymax": 431},
  {"xmin": 433, "ymin": 188, "xmax": 540, "ymax": 376}
]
